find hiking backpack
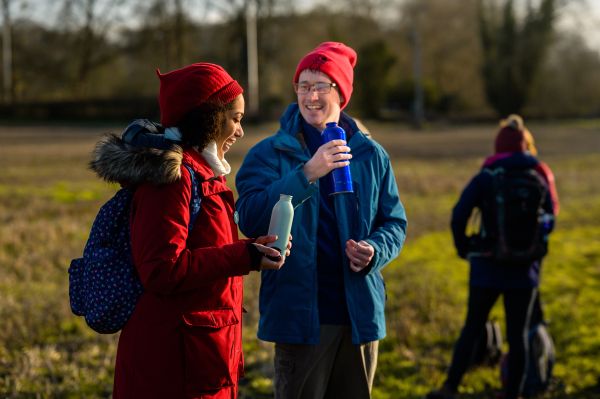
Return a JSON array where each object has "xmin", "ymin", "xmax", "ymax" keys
[
  {"xmin": 500, "ymin": 322, "xmax": 555, "ymax": 396},
  {"xmin": 469, "ymin": 319, "xmax": 504, "ymax": 369},
  {"xmin": 483, "ymin": 167, "xmax": 550, "ymax": 264},
  {"xmin": 68, "ymin": 163, "xmax": 201, "ymax": 334}
]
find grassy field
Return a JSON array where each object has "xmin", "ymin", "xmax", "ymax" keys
[{"xmin": 0, "ymin": 120, "xmax": 598, "ymax": 398}]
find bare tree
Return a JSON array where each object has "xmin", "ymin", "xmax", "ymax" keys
[
  {"xmin": 199, "ymin": 0, "xmax": 288, "ymax": 117},
  {"xmin": 1, "ymin": 0, "xmax": 12, "ymax": 103},
  {"xmin": 173, "ymin": 0, "xmax": 185, "ymax": 66},
  {"xmin": 58, "ymin": 0, "xmax": 128, "ymax": 97},
  {"xmin": 405, "ymin": 1, "xmax": 425, "ymax": 127},
  {"xmin": 479, "ymin": 0, "xmax": 556, "ymax": 116},
  {"xmin": 528, "ymin": 31, "xmax": 600, "ymax": 117},
  {"xmin": 317, "ymin": 0, "xmax": 403, "ymax": 20}
]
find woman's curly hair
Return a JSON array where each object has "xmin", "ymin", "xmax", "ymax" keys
[{"xmin": 176, "ymin": 100, "xmax": 234, "ymax": 150}]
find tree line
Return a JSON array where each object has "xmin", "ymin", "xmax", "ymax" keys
[{"xmin": 1, "ymin": 0, "xmax": 599, "ymax": 121}]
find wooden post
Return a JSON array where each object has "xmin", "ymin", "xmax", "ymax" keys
[
  {"xmin": 1, "ymin": 0, "xmax": 12, "ymax": 104},
  {"xmin": 246, "ymin": 0, "xmax": 259, "ymax": 116}
]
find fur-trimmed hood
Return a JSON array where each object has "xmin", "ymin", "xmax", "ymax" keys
[{"xmin": 90, "ymin": 133, "xmax": 183, "ymax": 185}]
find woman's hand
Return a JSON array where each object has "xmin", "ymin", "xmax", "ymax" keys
[
  {"xmin": 252, "ymin": 235, "xmax": 293, "ymax": 270},
  {"xmin": 303, "ymin": 139, "xmax": 352, "ymax": 183},
  {"xmin": 345, "ymin": 239, "xmax": 374, "ymax": 272}
]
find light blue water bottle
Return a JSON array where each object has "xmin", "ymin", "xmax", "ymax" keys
[
  {"xmin": 321, "ymin": 121, "xmax": 353, "ymax": 195},
  {"xmin": 267, "ymin": 194, "xmax": 294, "ymax": 260}
]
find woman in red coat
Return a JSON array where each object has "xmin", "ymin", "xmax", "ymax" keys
[{"xmin": 94, "ymin": 63, "xmax": 288, "ymax": 398}]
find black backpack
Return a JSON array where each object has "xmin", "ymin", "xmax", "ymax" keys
[
  {"xmin": 483, "ymin": 167, "xmax": 550, "ymax": 264},
  {"xmin": 500, "ymin": 322, "xmax": 555, "ymax": 396}
]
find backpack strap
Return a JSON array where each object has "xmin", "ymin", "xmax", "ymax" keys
[{"xmin": 182, "ymin": 163, "xmax": 202, "ymax": 231}]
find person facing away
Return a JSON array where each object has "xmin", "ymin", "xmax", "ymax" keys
[
  {"xmin": 235, "ymin": 41, "xmax": 407, "ymax": 399},
  {"xmin": 427, "ymin": 115, "xmax": 559, "ymax": 399},
  {"xmin": 90, "ymin": 63, "xmax": 290, "ymax": 399}
]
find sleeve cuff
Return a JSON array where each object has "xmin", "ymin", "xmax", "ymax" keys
[{"xmin": 247, "ymin": 241, "xmax": 262, "ymax": 271}]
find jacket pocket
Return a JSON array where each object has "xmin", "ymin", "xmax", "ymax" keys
[{"xmin": 181, "ymin": 308, "xmax": 239, "ymax": 395}]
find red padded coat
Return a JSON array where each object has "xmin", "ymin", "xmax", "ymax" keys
[{"xmin": 113, "ymin": 148, "xmax": 255, "ymax": 399}]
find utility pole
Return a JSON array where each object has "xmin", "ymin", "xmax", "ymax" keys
[
  {"xmin": 245, "ymin": 0, "xmax": 259, "ymax": 116},
  {"xmin": 1, "ymin": 0, "xmax": 12, "ymax": 104},
  {"xmin": 174, "ymin": 0, "xmax": 185, "ymax": 66},
  {"xmin": 409, "ymin": 2, "xmax": 425, "ymax": 129}
]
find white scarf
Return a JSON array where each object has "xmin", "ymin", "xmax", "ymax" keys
[
  {"xmin": 200, "ymin": 141, "xmax": 231, "ymax": 177},
  {"xmin": 165, "ymin": 127, "xmax": 230, "ymax": 177}
]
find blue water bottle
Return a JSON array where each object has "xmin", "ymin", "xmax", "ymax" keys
[
  {"xmin": 541, "ymin": 213, "xmax": 554, "ymax": 236},
  {"xmin": 321, "ymin": 122, "xmax": 353, "ymax": 195}
]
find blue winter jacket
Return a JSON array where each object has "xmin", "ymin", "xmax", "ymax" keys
[{"xmin": 235, "ymin": 104, "xmax": 407, "ymax": 344}]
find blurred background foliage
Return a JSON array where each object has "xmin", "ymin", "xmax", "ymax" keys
[
  {"xmin": 1, "ymin": 1, "xmax": 600, "ymax": 398},
  {"xmin": 0, "ymin": 0, "xmax": 599, "ymax": 122}
]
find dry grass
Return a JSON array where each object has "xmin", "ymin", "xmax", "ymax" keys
[{"xmin": 0, "ymin": 119, "xmax": 598, "ymax": 398}]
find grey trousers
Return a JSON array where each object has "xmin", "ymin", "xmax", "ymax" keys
[{"xmin": 274, "ymin": 325, "xmax": 379, "ymax": 399}]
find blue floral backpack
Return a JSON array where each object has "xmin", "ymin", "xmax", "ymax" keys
[{"xmin": 68, "ymin": 163, "xmax": 201, "ymax": 334}]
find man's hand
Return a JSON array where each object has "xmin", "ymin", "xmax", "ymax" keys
[
  {"xmin": 345, "ymin": 239, "xmax": 374, "ymax": 272},
  {"xmin": 303, "ymin": 139, "xmax": 352, "ymax": 183}
]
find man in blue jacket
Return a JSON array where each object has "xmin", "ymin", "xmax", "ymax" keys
[{"xmin": 235, "ymin": 42, "xmax": 407, "ymax": 399}]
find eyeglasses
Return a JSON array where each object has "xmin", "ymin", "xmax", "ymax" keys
[{"xmin": 294, "ymin": 82, "xmax": 337, "ymax": 94}]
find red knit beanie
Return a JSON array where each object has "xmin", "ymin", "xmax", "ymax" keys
[
  {"xmin": 157, "ymin": 63, "xmax": 243, "ymax": 127},
  {"xmin": 293, "ymin": 42, "xmax": 357, "ymax": 110},
  {"xmin": 494, "ymin": 124, "xmax": 527, "ymax": 153}
]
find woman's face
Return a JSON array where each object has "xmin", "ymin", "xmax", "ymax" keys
[
  {"xmin": 217, "ymin": 94, "xmax": 245, "ymax": 159},
  {"xmin": 296, "ymin": 69, "xmax": 342, "ymax": 132}
]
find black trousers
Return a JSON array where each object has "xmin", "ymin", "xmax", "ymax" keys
[{"xmin": 444, "ymin": 286, "xmax": 537, "ymax": 399}]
